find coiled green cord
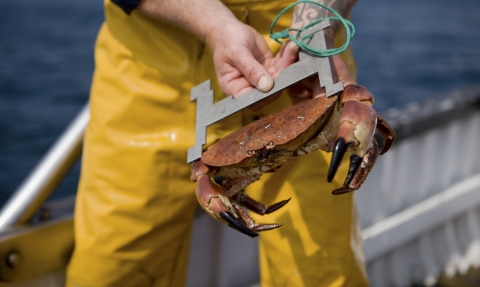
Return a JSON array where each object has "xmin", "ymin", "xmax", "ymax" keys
[{"xmin": 270, "ymin": 0, "xmax": 355, "ymax": 57}]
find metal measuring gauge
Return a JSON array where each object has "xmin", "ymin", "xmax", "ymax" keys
[{"xmin": 187, "ymin": 20, "xmax": 344, "ymax": 163}]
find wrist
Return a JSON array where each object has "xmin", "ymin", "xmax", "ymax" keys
[
  {"xmin": 204, "ymin": 17, "xmax": 242, "ymax": 49},
  {"xmin": 137, "ymin": 0, "xmax": 239, "ymax": 46}
]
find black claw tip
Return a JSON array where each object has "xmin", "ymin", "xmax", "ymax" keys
[
  {"xmin": 332, "ymin": 187, "xmax": 355, "ymax": 195},
  {"xmin": 328, "ymin": 138, "xmax": 350, "ymax": 182},
  {"xmin": 265, "ymin": 198, "xmax": 291, "ymax": 214},
  {"xmin": 220, "ymin": 211, "xmax": 258, "ymax": 238},
  {"xmin": 344, "ymin": 155, "xmax": 363, "ymax": 187}
]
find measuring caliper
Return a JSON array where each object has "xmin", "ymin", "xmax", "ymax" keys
[{"xmin": 187, "ymin": 20, "xmax": 344, "ymax": 163}]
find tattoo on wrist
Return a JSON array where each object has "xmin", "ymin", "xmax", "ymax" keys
[{"xmin": 292, "ymin": 0, "xmax": 356, "ymax": 40}]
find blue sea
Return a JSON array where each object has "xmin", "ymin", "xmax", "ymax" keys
[{"xmin": 0, "ymin": 0, "xmax": 479, "ymax": 205}]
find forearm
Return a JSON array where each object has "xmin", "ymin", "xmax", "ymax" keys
[
  {"xmin": 137, "ymin": 0, "xmax": 238, "ymax": 46},
  {"xmin": 138, "ymin": 0, "xmax": 290, "ymax": 96},
  {"xmin": 291, "ymin": 0, "xmax": 357, "ymax": 41}
]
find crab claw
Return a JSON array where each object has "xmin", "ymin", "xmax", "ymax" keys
[
  {"xmin": 328, "ymin": 137, "xmax": 364, "ymax": 188},
  {"xmin": 192, "ymin": 161, "xmax": 288, "ymax": 237},
  {"xmin": 233, "ymin": 205, "xmax": 283, "ymax": 232},
  {"xmin": 231, "ymin": 192, "xmax": 290, "ymax": 215},
  {"xmin": 344, "ymin": 155, "xmax": 363, "ymax": 186},
  {"xmin": 332, "ymin": 140, "xmax": 380, "ymax": 195},
  {"xmin": 196, "ymin": 175, "xmax": 259, "ymax": 238},
  {"xmin": 328, "ymin": 138, "xmax": 350, "ymax": 182},
  {"xmin": 220, "ymin": 210, "xmax": 259, "ymax": 238},
  {"xmin": 327, "ymin": 86, "xmax": 378, "ymax": 189}
]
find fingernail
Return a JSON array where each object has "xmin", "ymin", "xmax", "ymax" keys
[{"xmin": 258, "ymin": 75, "xmax": 268, "ymax": 90}]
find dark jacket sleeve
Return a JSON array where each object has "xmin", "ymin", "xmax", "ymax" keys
[{"xmin": 111, "ymin": 0, "xmax": 140, "ymax": 14}]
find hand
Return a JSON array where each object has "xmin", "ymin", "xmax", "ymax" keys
[
  {"xmin": 137, "ymin": 0, "xmax": 296, "ymax": 104},
  {"xmin": 288, "ymin": 49, "xmax": 357, "ymax": 105},
  {"xmin": 207, "ymin": 21, "xmax": 299, "ymax": 109},
  {"xmin": 286, "ymin": 0, "xmax": 357, "ymax": 104}
]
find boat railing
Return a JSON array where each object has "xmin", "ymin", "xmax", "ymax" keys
[
  {"xmin": 0, "ymin": 105, "xmax": 89, "ymax": 231},
  {"xmin": 358, "ymin": 85, "xmax": 480, "ymax": 286}
]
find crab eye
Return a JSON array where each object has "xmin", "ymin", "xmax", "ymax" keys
[{"xmin": 250, "ymin": 115, "xmax": 261, "ymax": 122}]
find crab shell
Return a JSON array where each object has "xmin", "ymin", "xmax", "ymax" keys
[{"xmin": 201, "ymin": 94, "xmax": 339, "ymax": 169}]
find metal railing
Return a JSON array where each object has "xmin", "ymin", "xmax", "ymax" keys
[
  {"xmin": 0, "ymin": 105, "xmax": 89, "ymax": 231},
  {"xmin": 357, "ymin": 86, "xmax": 480, "ymax": 286}
]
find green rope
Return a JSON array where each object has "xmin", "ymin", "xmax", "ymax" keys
[{"xmin": 270, "ymin": 0, "xmax": 355, "ymax": 57}]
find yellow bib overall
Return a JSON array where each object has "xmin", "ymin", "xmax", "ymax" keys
[{"xmin": 66, "ymin": 0, "xmax": 368, "ymax": 286}]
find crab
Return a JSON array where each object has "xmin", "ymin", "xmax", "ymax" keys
[{"xmin": 190, "ymin": 84, "xmax": 396, "ymax": 238}]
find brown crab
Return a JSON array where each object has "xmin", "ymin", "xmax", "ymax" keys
[{"xmin": 190, "ymin": 84, "xmax": 395, "ymax": 238}]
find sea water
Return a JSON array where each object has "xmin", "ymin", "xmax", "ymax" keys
[{"xmin": 0, "ymin": 0, "xmax": 479, "ymax": 204}]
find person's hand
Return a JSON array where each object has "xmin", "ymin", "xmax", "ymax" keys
[
  {"xmin": 288, "ymin": 52, "xmax": 357, "ymax": 105},
  {"xmin": 206, "ymin": 20, "xmax": 299, "ymax": 109}
]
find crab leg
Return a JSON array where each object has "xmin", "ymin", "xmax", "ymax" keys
[
  {"xmin": 231, "ymin": 192, "xmax": 290, "ymax": 215},
  {"xmin": 234, "ymin": 205, "xmax": 283, "ymax": 232},
  {"xmin": 196, "ymin": 174, "xmax": 259, "ymax": 237},
  {"xmin": 376, "ymin": 113, "xmax": 396, "ymax": 154},
  {"xmin": 192, "ymin": 161, "xmax": 288, "ymax": 237},
  {"xmin": 216, "ymin": 175, "xmax": 290, "ymax": 215},
  {"xmin": 214, "ymin": 175, "xmax": 261, "ymax": 196}
]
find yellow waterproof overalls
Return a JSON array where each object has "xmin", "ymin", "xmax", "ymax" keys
[{"xmin": 66, "ymin": 0, "xmax": 368, "ymax": 286}]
